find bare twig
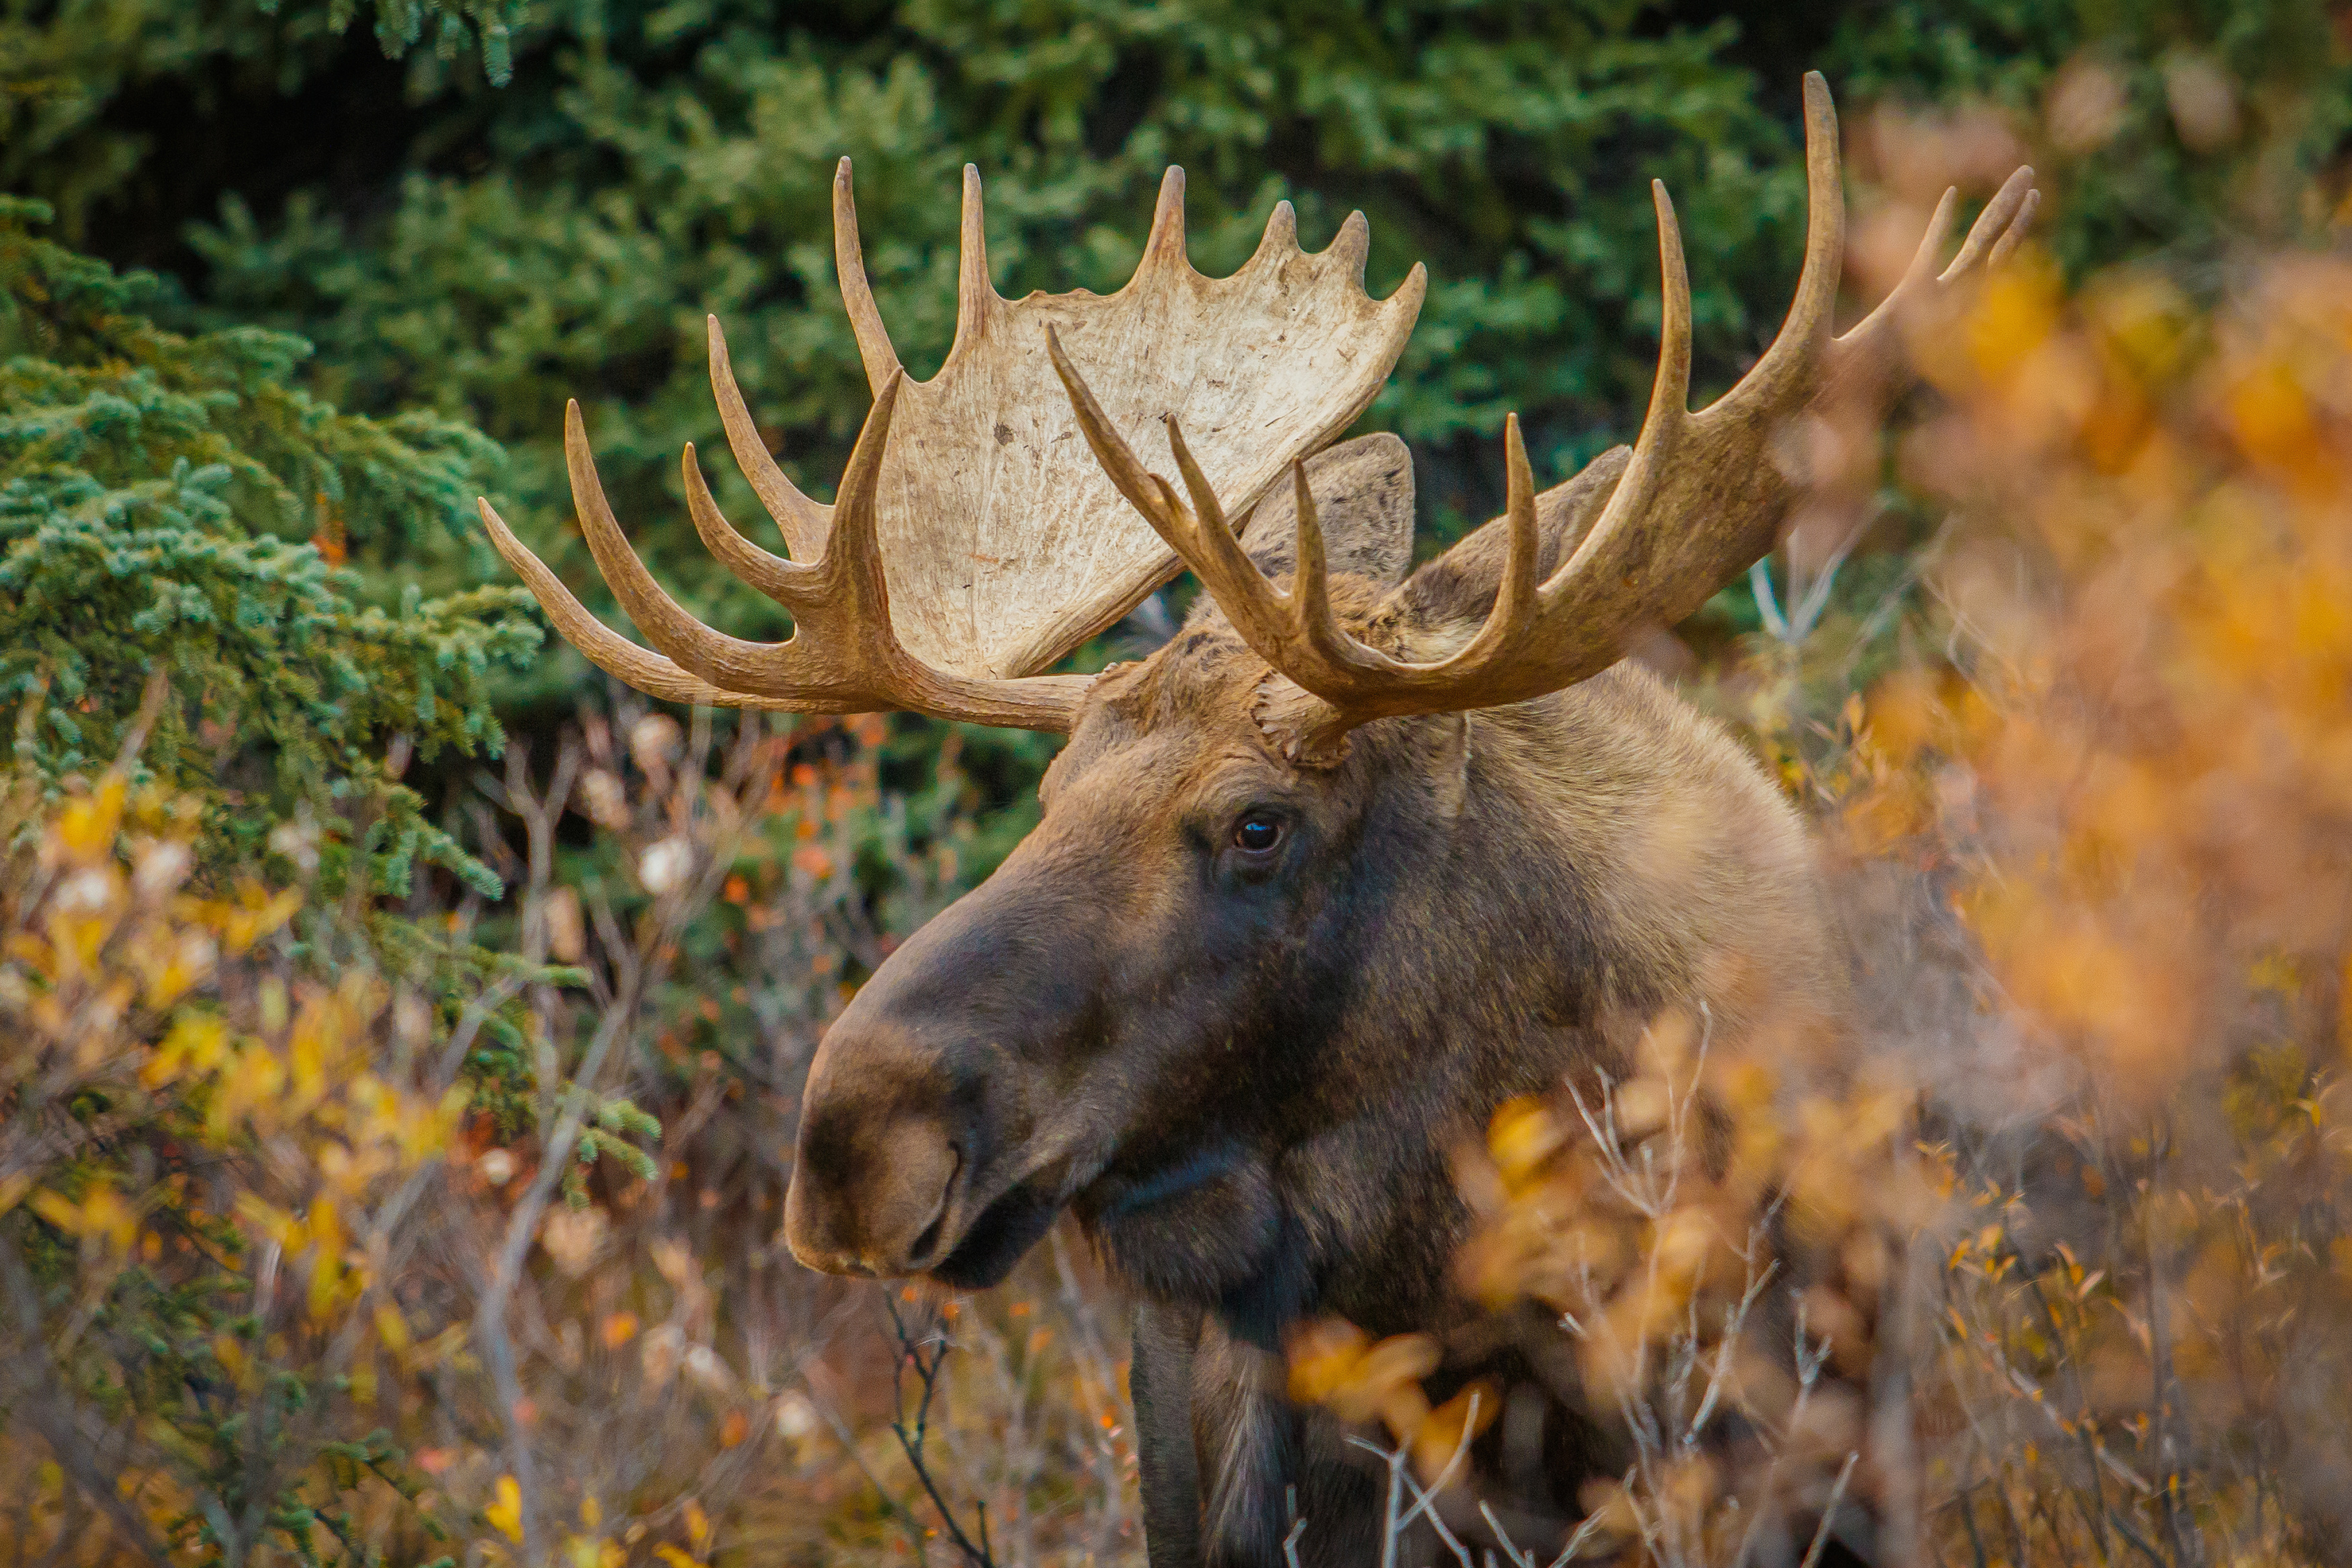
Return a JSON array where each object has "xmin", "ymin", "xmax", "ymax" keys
[
  {"xmin": 884, "ymin": 1294, "xmax": 997, "ymax": 1568},
  {"xmin": 1797, "ymin": 1452, "xmax": 1861, "ymax": 1568}
]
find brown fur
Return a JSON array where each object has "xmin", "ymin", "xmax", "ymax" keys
[{"xmin": 784, "ymin": 435, "xmax": 1837, "ymax": 1567}]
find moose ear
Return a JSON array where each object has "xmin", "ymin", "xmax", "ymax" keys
[{"xmin": 1236, "ymin": 432, "xmax": 1415, "ymax": 588}]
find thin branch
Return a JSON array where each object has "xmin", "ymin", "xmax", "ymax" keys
[{"xmin": 1796, "ymin": 1453, "xmax": 1860, "ymax": 1568}]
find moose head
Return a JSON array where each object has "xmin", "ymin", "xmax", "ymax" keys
[{"xmin": 483, "ymin": 78, "xmax": 2033, "ymax": 1539}]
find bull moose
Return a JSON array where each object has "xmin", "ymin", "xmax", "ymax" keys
[{"xmin": 481, "ymin": 73, "xmax": 2033, "ymax": 1568}]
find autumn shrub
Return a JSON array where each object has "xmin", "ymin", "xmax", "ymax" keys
[
  {"xmin": 1863, "ymin": 228, "xmax": 2352, "ymax": 1563},
  {"xmin": 0, "ymin": 692, "xmax": 1150, "ymax": 1568},
  {"xmin": 1282, "ymin": 120, "xmax": 2352, "ymax": 1568},
  {"xmin": 0, "ymin": 767, "xmax": 472, "ymax": 1561}
]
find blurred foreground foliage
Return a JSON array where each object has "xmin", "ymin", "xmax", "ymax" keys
[
  {"xmin": 8, "ymin": 1, "xmax": 2352, "ymax": 1565},
  {"xmin": 1291, "ymin": 157, "xmax": 2352, "ymax": 1568},
  {"xmin": 1, "ymin": 704, "xmax": 1054, "ymax": 1565}
]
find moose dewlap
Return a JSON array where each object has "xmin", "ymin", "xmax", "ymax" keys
[{"xmin": 482, "ymin": 71, "xmax": 2033, "ymax": 1568}]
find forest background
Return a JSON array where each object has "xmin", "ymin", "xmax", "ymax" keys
[{"xmin": 7, "ymin": 0, "xmax": 2352, "ymax": 1565}]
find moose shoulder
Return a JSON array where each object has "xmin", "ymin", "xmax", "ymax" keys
[{"xmin": 480, "ymin": 71, "xmax": 2033, "ymax": 1568}]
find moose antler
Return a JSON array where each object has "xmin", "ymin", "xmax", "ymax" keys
[
  {"xmin": 480, "ymin": 161, "xmax": 1427, "ymax": 730},
  {"xmin": 1052, "ymin": 74, "xmax": 2038, "ymax": 762}
]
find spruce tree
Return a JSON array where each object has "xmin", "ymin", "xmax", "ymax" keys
[{"xmin": 1, "ymin": 195, "xmax": 538, "ymax": 896}]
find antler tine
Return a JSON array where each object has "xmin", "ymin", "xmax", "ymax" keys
[
  {"xmin": 1251, "ymin": 200, "xmax": 1300, "ymax": 265},
  {"xmin": 1829, "ymin": 163, "xmax": 2038, "ymax": 388},
  {"xmin": 1287, "ymin": 462, "xmax": 1348, "ymax": 668},
  {"xmin": 833, "ymin": 158, "xmax": 903, "ymax": 391},
  {"xmin": 1160, "ymin": 417, "xmax": 1229, "ymax": 538},
  {"xmin": 1714, "ymin": 73, "xmax": 1845, "ymax": 420},
  {"xmin": 1986, "ymin": 181, "xmax": 2040, "ymax": 269},
  {"xmin": 950, "ymin": 165, "xmax": 997, "ymax": 361},
  {"xmin": 1450, "ymin": 414, "xmax": 1543, "ymax": 666},
  {"xmin": 1328, "ymin": 210, "xmax": 1372, "ymax": 284},
  {"xmin": 680, "ymin": 442, "xmax": 821, "ymax": 613},
  {"xmin": 563, "ymin": 400, "xmax": 797, "ymax": 695},
  {"xmin": 679, "ymin": 369, "xmax": 900, "ymax": 625},
  {"xmin": 1944, "ymin": 166, "xmax": 2038, "ymax": 281},
  {"xmin": 706, "ymin": 316, "xmax": 828, "ymax": 562},
  {"xmin": 1161, "ymin": 416, "xmax": 1295, "ymax": 625},
  {"xmin": 814, "ymin": 367, "xmax": 906, "ymax": 616},
  {"xmin": 1540, "ymin": 180, "xmax": 1695, "ymax": 608},
  {"xmin": 1139, "ymin": 166, "xmax": 1187, "ymax": 272},
  {"xmin": 491, "ymin": 373, "xmax": 1085, "ymax": 730},
  {"xmin": 476, "ymin": 496, "xmax": 866, "ymax": 713}
]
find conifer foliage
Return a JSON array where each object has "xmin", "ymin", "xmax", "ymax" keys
[{"xmin": 0, "ymin": 196, "xmax": 539, "ymax": 892}]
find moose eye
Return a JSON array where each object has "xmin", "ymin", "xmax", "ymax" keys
[{"xmin": 1232, "ymin": 812, "xmax": 1284, "ymax": 856}]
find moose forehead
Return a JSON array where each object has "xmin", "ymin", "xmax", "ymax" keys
[{"xmin": 1041, "ymin": 620, "xmax": 1294, "ymax": 812}]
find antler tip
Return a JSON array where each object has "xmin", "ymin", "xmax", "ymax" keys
[
  {"xmin": 475, "ymin": 494, "xmax": 531, "ymax": 568},
  {"xmin": 1140, "ymin": 167, "xmax": 1189, "ymax": 273},
  {"xmin": 1800, "ymin": 71, "xmax": 1839, "ymax": 144}
]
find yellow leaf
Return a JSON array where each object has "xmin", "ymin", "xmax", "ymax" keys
[
  {"xmin": 654, "ymin": 1547, "xmax": 698, "ymax": 1568},
  {"xmin": 1486, "ymin": 1097, "xmax": 1562, "ymax": 1186},
  {"xmin": 79, "ymin": 1188, "xmax": 136, "ymax": 1253},
  {"xmin": 486, "ymin": 1475, "xmax": 525, "ymax": 1544},
  {"xmin": 374, "ymin": 1303, "xmax": 412, "ymax": 1354},
  {"xmin": 308, "ymin": 1254, "xmax": 343, "ymax": 1322},
  {"xmin": 28, "ymin": 1190, "xmax": 79, "ymax": 1233},
  {"xmin": 1285, "ymin": 1318, "xmax": 1368, "ymax": 1406},
  {"xmin": 233, "ymin": 1192, "xmax": 296, "ymax": 1247},
  {"xmin": 58, "ymin": 779, "xmax": 126, "ymax": 862}
]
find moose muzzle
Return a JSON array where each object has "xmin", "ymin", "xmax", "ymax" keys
[
  {"xmin": 782, "ymin": 838, "xmax": 1112, "ymax": 1284},
  {"xmin": 782, "ymin": 1080, "xmax": 962, "ymax": 1276}
]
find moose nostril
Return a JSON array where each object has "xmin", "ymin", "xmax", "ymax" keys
[{"xmin": 907, "ymin": 1145, "xmax": 963, "ymax": 1266}]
